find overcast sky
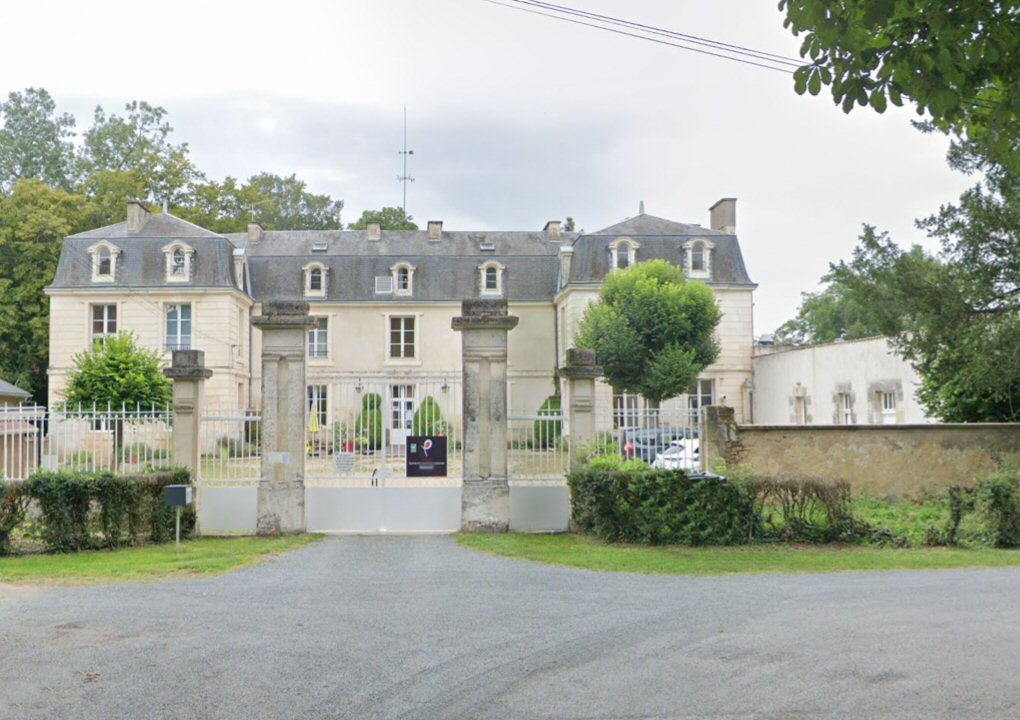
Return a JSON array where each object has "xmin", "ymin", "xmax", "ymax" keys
[{"xmin": 2, "ymin": 0, "xmax": 974, "ymax": 334}]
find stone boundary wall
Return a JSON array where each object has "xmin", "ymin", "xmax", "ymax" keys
[{"xmin": 701, "ymin": 407, "xmax": 1020, "ymax": 497}]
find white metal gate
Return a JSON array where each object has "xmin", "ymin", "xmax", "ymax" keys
[{"xmin": 305, "ymin": 376, "xmax": 463, "ymax": 533}]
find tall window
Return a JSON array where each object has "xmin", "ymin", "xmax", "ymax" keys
[
  {"xmin": 838, "ymin": 393, "xmax": 854, "ymax": 425},
  {"xmin": 613, "ymin": 391, "xmax": 640, "ymax": 430},
  {"xmin": 165, "ymin": 304, "xmax": 192, "ymax": 351},
  {"xmin": 89, "ymin": 241, "xmax": 119, "ymax": 282},
  {"xmin": 307, "ymin": 385, "xmax": 327, "ymax": 428},
  {"xmin": 389, "ymin": 316, "xmax": 416, "ymax": 359},
  {"xmin": 485, "ymin": 266, "xmax": 498, "ymax": 290},
  {"xmin": 91, "ymin": 304, "xmax": 117, "ymax": 344},
  {"xmin": 303, "ymin": 263, "xmax": 327, "ymax": 298},
  {"xmin": 308, "ymin": 317, "xmax": 328, "ymax": 358},
  {"xmin": 616, "ymin": 245, "xmax": 630, "ymax": 269},
  {"xmin": 98, "ymin": 249, "xmax": 112, "ymax": 276},
  {"xmin": 309, "ymin": 267, "xmax": 322, "ymax": 292},
  {"xmin": 171, "ymin": 249, "xmax": 186, "ymax": 276},
  {"xmin": 397, "ymin": 267, "xmax": 410, "ymax": 291},
  {"xmin": 391, "ymin": 384, "xmax": 415, "ymax": 435},
  {"xmin": 687, "ymin": 379, "xmax": 715, "ymax": 420},
  {"xmin": 691, "ymin": 243, "xmax": 705, "ymax": 272},
  {"xmin": 391, "ymin": 263, "xmax": 415, "ymax": 296},
  {"xmin": 881, "ymin": 392, "xmax": 897, "ymax": 424},
  {"xmin": 163, "ymin": 242, "xmax": 194, "ymax": 282}
]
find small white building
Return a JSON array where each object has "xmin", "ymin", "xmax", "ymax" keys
[{"xmin": 751, "ymin": 336, "xmax": 931, "ymax": 425}]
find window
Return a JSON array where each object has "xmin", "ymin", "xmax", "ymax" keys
[
  {"xmin": 391, "ymin": 263, "xmax": 416, "ymax": 296},
  {"xmin": 88, "ymin": 241, "xmax": 120, "ymax": 282},
  {"xmin": 307, "ymin": 385, "xmax": 327, "ymax": 429},
  {"xmin": 691, "ymin": 243, "xmax": 705, "ymax": 271},
  {"xmin": 616, "ymin": 245, "xmax": 630, "ymax": 269},
  {"xmin": 390, "ymin": 384, "xmax": 415, "ymax": 435},
  {"xmin": 307, "ymin": 317, "xmax": 328, "ymax": 359},
  {"xmin": 881, "ymin": 392, "xmax": 897, "ymax": 424},
  {"xmin": 165, "ymin": 304, "xmax": 192, "ymax": 351},
  {"xmin": 838, "ymin": 393, "xmax": 854, "ymax": 425},
  {"xmin": 303, "ymin": 263, "xmax": 328, "ymax": 298},
  {"xmin": 479, "ymin": 261, "xmax": 506, "ymax": 296},
  {"xmin": 613, "ymin": 391, "xmax": 640, "ymax": 430},
  {"xmin": 91, "ymin": 304, "xmax": 117, "ymax": 344},
  {"xmin": 162, "ymin": 242, "xmax": 194, "ymax": 282},
  {"xmin": 687, "ymin": 379, "xmax": 715, "ymax": 420},
  {"xmin": 389, "ymin": 316, "xmax": 416, "ymax": 359},
  {"xmin": 375, "ymin": 276, "xmax": 394, "ymax": 294},
  {"xmin": 683, "ymin": 239, "xmax": 714, "ymax": 278},
  {"xmin": 608, "ymin": 238, "xmax": 639, "ymax": 270}
]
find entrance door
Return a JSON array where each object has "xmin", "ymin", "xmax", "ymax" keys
[{"xmin": 390, "ymin": 384, "xmax": 415, "ymax": 446}]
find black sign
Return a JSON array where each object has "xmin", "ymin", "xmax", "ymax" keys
[{"xmin": 406, "ymin": 436, "xmax": 448, "ymax": 477}]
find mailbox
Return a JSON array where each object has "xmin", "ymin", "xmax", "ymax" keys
[{"xmin": 163, "ymin": 485, "xmax": 193, "ymax": 507}]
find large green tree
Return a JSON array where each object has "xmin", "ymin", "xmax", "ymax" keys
[
  {"xmin": 779, "ymin": 0, "xmax": 1020, "ymax": 168},
  {"xmin": 0, "ymin": 88, "xmax": 78, "ymax": 192},
  {"xmin": 347, "ymin": 206, "xmax": 417, "ymax": 230},
  {"xmin": 576, "ymin": 260, "xmax": 720, "ymax": 403}
]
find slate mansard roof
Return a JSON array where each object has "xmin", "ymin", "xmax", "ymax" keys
[{"xmin": 49, "ymin": 207, "xmax": 755, "ymax": 300}]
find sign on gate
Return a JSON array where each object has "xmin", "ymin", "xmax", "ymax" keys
[{"xmin": 406, "ymin": 436, "xmax": 447, "ymax": 477}]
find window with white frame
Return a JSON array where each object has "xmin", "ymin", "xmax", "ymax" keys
[
  {"xmin": 88, "ymin": 241, "xmax": 120, "ymax": 282},
  {"xmin": 391, "ymin": 262, "xmax": 415, "ymax": 296},
  {"xmin": 687, "ymin": 379, "xmax": 715, "ymax": 420},
  {"xmin": 608, "ymin": 238, "xmax": 639, "ymax": 271},
  {"xmin": 303, "ymin": 262, "xmax": 328, "ymax": 298},
  {"xmin": 307, "ymin": 385, "xmax": 328, "ymax": 428},
  {"xmin": 91, "ymin": 304, "xmax": 118, "ymax": 344},
  {"xmin": 388, "ymin": 316, "xmax": 416, "ymax": 359},
  {"xmin": 165, "ymin": 303, "xmax": 192, "ymax": 351},
  {"xmin": 307, "ymin": 317, "xmax": 328, "ymax": 359},
  {"xmin": 683, "ymin": 239, "xmax": 714, "ymax": 279},
  {"xmin": 881, "ymin": 391, "xmax": 897, "ymax": 424},
  {"xmin": 162, "ymin": 241, "xmax": 195, "ymax": 282},
  {"xmin": 838, "ymin": 393, "xmax": 854, "ymax": 425},
  {"xmin": 390, "ymin": 384, "xmax": 415, "ymax": 434},
  {"xmin": 613, "ymin": 391, "xmax": 640, "ymax": 430},
  {"xmin": 479, "ymin": 261, "xmax": 506, "ymax": 296}
]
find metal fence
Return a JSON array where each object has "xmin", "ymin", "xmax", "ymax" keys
[
  {"xmin": 199, "ymin": 409, "xmax": 261, "ymax": 486},
  {"xmin": 0, "ymin": 404, "xmax": 173, "ymax": 481},
  {"xmin": 507, "ymin": 412, "xmax": 568, "ymax": 483},
  {"xmin": 591, "ymin": 404, "xmax": 701, "ymax": 471}
]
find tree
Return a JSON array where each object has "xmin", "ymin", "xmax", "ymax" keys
[
  {"xmin": 575, "ymin": 260, "xmax": 720, "ymax": 403},
  {"xmin": 779, "ymin": 0, "xmax": 1020, "ymax": 167},
  {"xmin": 0, "ymin": 88, "xmax": 78, "ymax": 192},
  {"xmin": 244, "ymin": 173, "xmax": 343, "ymax": 230},
  {"xmin": 348, "ymin": 206, "xmax": 418, "ymax": 231},
  {"xmin": 564, "ymin": 216, "xmax": 576, "ymax": 232},
  {"xmin": 774, "ymin": 272, "xmax": 893, "ymax": 345},
  {"xmin": 0, "ymin": 180, "xmax": 90, "ymax": 401}
]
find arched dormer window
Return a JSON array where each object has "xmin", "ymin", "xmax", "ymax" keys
[
  {"xmin": 478, "ymin": 261, "xmax": 506, "ymax": 296},
  {"xmin": 607, "ymin": 238, "xmax": 640, "ymax": 271},
  {"xmin": 162, "ymin": 241, "xmax": 195, "ymax": 283},
  {"xmin": 391, "ymin": 262, "xmax": 416, "ymax": 297},
  {"xmin": 683, "ymin": 238, "xmax": 714, "ymax": 279},
  {"xmin": 303, "ymin": 262, "xmax": 328, "ymax": 298},
  {"xmin": 88, "ymin": 241, "xmax": 121, "ymax": 283}
]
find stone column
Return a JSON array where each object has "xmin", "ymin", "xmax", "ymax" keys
[
  {"xmin": 452, "ymin": 299, "xmax": 519, "ymax": 532},
  {"xmin": 559, "ymin": 348, "xmax": 602, "ymax": 470},
  {"xmin": 252, "ymin": 301, "xmax": 316, "ymax": 535},
  {"xmin": 163, "ymin": 350, "xmax": 212, "ymax": 481},
  {"xmin": 700, "ymin": 405, "xmax": 739, "ymax": 472}
]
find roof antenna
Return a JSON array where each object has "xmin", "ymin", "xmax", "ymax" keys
[
  {"xmin": 639, "ymin": 200, "xmax": 645, "ymax": 215},
  {"xmin": 397, "ymin": 106, "xmax": 415, "ymax": 214}
]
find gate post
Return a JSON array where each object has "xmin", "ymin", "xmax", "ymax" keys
[
  {"xmin": 452, "ymin": 299, "xmax": 519, "ymax": 532},
  {"xmin": 252, "ymin": 300, "xmax": 316, "ymax": 535},
  {"xmin": 163, "ymin": 350, "xmax": 212, "ymax": 483},
  {"xmin": 559, "ymin": 348, "xmax": 602, "ymax": 470}
]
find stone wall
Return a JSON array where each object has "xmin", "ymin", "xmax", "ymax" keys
[{"xmin": 702, "ymin": 407, "xmax": 1020, "ymax": 497}]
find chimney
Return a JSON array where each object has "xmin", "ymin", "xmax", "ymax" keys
[
  {"xmin": 126, "ymin": 200, "xmax": 150, "ymax": 233},
  {"xmin": 709, "ymin": 198, "xmax": 737, "ymax": 233},
  {"xmin": 367, "ymin": 222, "xmax": 381, "ymax": 241},
  {"xmin": 544, "ymin": 220, "xmax": 561, "ymax": 241},
  {"xmin": 558, "ymin": 245, "xmax": 574, "ymax": 289},
  {"xmin": 247, "ymin": 222, "xmax": 264, "ymax": 244},
  {"xmin": 428, "ymin": 220, "xmax": 443, "ymax": 241}
]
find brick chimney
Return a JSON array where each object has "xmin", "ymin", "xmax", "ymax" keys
[
  {"xmin": 544, "ymin": 220, "xmax": 561, "ymax": 241},
  {"xmin": 428, "ymin": 220, "xmax": 443, "ymax": 242},
  {"xmin": 247, "ymin": 222, "xmax": 264, "ymax": 244},
  {"xmin": 709, "ymin": 198, "xmax": 736, "ymax": 234},
  {"xmin": 367, "ymin": 222, "xmax": 381, "ymax": 241},
  {"xmin": 126, "ymin": 200, "xmax": 150, "ymax": 233}
]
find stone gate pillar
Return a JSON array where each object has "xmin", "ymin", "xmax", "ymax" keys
[
  {"xmin": 452, "ymin": 299, "xmax": 519, "ymax": 532},
  {"xmin": 164, "ymin": 350, "xmax": 212, "ymax": 481},
  {"xmin": 559, "ymin": 348, "xmax": 602, "ymax": 470},
  {"xmin": 252, "ymin": 301, "xmax": 316, "ymax": 535}
]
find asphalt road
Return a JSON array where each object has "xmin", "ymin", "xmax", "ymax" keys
[{"xmin": 2, "ymin": 536, "xmax": 1018, "ymax": 720}]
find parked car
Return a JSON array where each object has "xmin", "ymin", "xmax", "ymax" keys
[
  {"xmin": 622, "ymin": 427, "xmax": 697, "ymax": 463},
  {"xmin": 651, "ymin": 438, "xmax": 700, "ymax": 471}
]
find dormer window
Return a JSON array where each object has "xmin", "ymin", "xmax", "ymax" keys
[
  {"xmin": 683, "ymin": 239, "xmax": 714, "ymax": 279},
  {"xmin": 162, "ymin": 241, "xmax": 195, "ymax": 283},
  {"xmin": 303, "ymin": 262, "xmax": 328, "ymax": 298},
  {"xmin": 479, "ymin": 261, "xmax": 506, "ymax": 296},
  {"xmin": 608, "ymin": 238, "xmax": 640, "ymax": 271},
  {"xmin": 88, "ymin": 241, "xmax": 120, "ymax": 283},
  {"xmin": 391, "ymin": 262, "xmax": 416, "ymax": 297}
]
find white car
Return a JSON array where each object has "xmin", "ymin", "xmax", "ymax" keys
[{"xmin": 652, "ymin": 439, "xmax": 700, "ymax": 471}]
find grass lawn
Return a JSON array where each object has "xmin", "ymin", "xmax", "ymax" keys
[
  {"xmin": 0, "ymin": 535, "xmax": 322, "ymax": 585},
  {"xmin": 457, "ymin": 532, "xmax": 1020, "ymax": 576}
]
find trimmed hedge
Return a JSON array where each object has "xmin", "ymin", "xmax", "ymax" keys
[
  {"xmin": 20, "ymin": 467, "xmax": 195, "ymax": 553},
  {"xmin": 568, "ymin": 457, "xmax": 759, "ymax": 545},
  {"xmin": 0, "ymin": 480, "xmax": 29, "ymax": 556}
]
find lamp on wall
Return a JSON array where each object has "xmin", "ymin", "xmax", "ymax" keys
[
  {"xmin": 355, "ymin": 379, "xmax": 363, "ymax": 394},
  {"xmin": 440, "ymin": 380, "xmax": 450, "ymax": 394}
]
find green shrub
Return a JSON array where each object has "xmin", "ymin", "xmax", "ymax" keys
[
  {"xmin": 412, "ymin": 396, "xmax": 449, "ymax": 436},
  {"xmin": 759, "ymin": 477, "xmax": 869, "ymax": 543},
  {"xmin": 533, "ymin": 396, "xmax": 562, "ymax": 449},
  {"xmin": 568, "ymin": 462, "xmax": 759, "ymax": 545},
  {"xmin": 24, "ymin": 471, "xmax": 96, "ymax": 552},
  {"xmin": 976, "ymin": 469, "xmax": 1020, "ymax": 548},
  {"xmin": 0, "ymin": 480, "xmax": 29, "ymax": 556},
  {"xmin": 355, "ymin": 393, "xmax": 384, "ymax": 450}
]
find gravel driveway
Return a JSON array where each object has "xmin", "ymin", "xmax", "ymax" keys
[{"xmin": 2, "ymin": 536, "xmax": 1019, "ymax": 719}]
